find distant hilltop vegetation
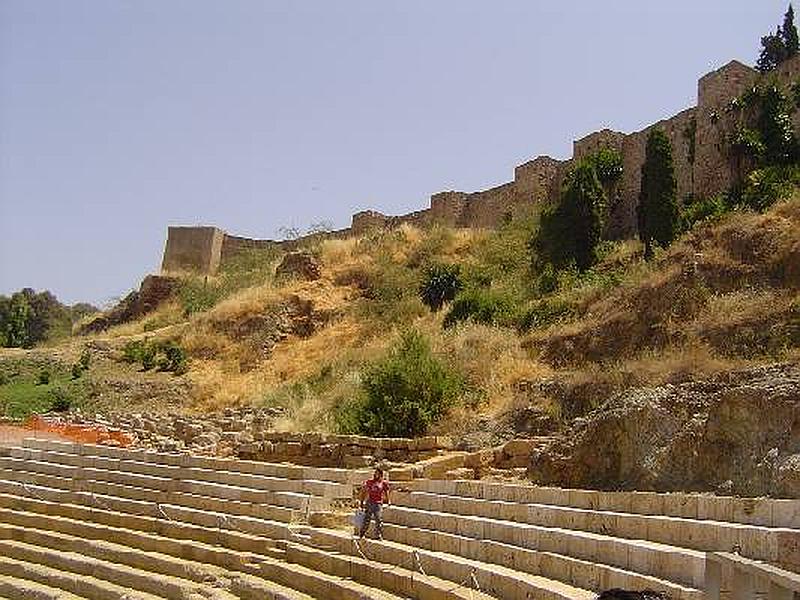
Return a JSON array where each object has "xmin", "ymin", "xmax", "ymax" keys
[{"xmin": 162, "ymin": 55, "xmax": 800, "ymax": 276}]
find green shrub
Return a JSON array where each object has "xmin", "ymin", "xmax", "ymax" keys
[
  {"xmin": 681, "ymin": 194, "xmax": 731, "ymax": 230},
  {"xmin": 122, "ymin": 340, "xmax": 146, "ymax": 363},
  {"xmin": 78, "ymin": 349, "xmax": 91, "ymax": 370},
  {"xmin": 419, "ymin": 264, "xmax": 462, "ymax": 311},
  {"xmin": 443, "ymin": 288, "xmax": 518, "ymax": 329},
  {"xmin": 741, "ymin": 164, "xmax": 800, "ymax": 211},
  {"xmin": 48, "ymin": 386, "xmax": 73, "ymax": 412},
  {"xmin": 178, "ymin": 278, "xmax": 222, "ymax": 317},
  {"xmin": 336, "ymin": 330, "xmax": 463, "ymax": 437},
  {"xmin": 71, "ymin": 363, "xmax": 83, "ymax": 380},
  {"xmin": 36, "ymin": 369, "xmax": 50, "ymax": 386},
  {"xmin": 0, "ymin": 372, "xmax": 7, "ymax": 386},
  {"xmin": 517, "ymin": 298, "xmax": 575, "ymax": 333},
  {"xmin": 140, "ymin": 344, "xmax": 157, "ymax": 371},
  {"xmin": 159, "ymin": 341, "xmax": 189, "ymax": 375}
]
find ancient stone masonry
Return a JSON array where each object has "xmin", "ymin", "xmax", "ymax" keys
[{"xmin": 162, "ymin": 55, "xmax": 800, "ymax": 274}]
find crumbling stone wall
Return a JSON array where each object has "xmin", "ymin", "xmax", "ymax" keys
[
  {"xmin": 573, "ymin": 129, "xmax": 626, "ymax": 163},
  {"xmin": 161, "ymin": 56, "xmax": 800, "ymax": 274},
  {"xmin": 693, "ymin": 60, "xmax": 760, "ymax": 200},
  {"xmin": 161, "ymin": 226, "xmax": 225, "ymax": 274},
  {"xmin": 514, "ymin": 156, "xmax": 562, "ymax": 204}
]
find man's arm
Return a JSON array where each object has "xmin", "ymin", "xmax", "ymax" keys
[
  {"xmin": 358, "ymin": 484, "xmax": 367, "ymax": 507},
  {"xmin": 383, "ymin": 484, "xmax": 390, "ymax": 505}
]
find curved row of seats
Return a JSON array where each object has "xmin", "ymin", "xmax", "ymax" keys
[{"xmin": 1, "ymin": 437, "xmax": 797, "ymax": 599}]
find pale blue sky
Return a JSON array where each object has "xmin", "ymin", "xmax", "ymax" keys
[{"xmin": 0, "ymin": 1, "xmax": 788, "ymax": 305}]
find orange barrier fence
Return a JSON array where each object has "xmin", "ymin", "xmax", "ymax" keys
[{"xmin": 23, "ymin": 415, "xmax": 135, "ymax": 447}]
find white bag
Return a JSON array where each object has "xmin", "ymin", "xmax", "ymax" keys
[{"xmin": 351, "ymin": 509, "xmax": 366, "ymax": 531}]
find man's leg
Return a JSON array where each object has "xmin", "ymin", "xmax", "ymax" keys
[
  {"xmin": 373, "ymin": 503, "xmax": 383, "ymax": 540},
  {"xmin": 359, "ymin": 501, "xmax": 374, "ymax": 538}
]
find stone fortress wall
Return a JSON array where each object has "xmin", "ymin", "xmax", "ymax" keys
[{"xmin": 162, "ymin": 56, "xmax": 800, "ymax": 275}]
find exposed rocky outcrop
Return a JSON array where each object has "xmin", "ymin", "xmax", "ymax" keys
[
  {"xmin": 276, "ymin": 252, "xmax": 321, "ymax": 281},
  {"xmin": 528, "ymin": 362, "xmax": 800, "ymax": 498},
  {"xmin": 79, "ymin": 275, "xmax": 180, "ymax": 334}
]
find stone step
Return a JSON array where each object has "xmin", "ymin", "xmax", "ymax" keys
[
  {"xmin": 0, "ymin": 493, "xmax": 290, "ymax": 554},
  {"xmin": 227, "ymin": 573, "xmax": 316, "ymax": 600},
  {"xmin": 0, "ymin": 470, "xmax": 301, "ymax": 523},
  {"xmin": 409, "ymin": 479, "xmax": 800, "ymax": 529},
  {"xmin": 0, "ymin": 574, "xmax": 85, "ymax": 600},
  {"xmin": 21, "ymin": 438, "xmax": 368, "ymax": 485},
  {"xmin": 384, "ymin": 503, "xmax": 705, "ymax": 588},
  {"xmin": 308, "ymin": 528, "xmax": 595, "ymax": 600},
  {"xmin": 380, "ymin": 523, "xmax": 703, "ymax": 600},
  {"xmin": 282, "ymin": 540, "xmax": 498, "ymax": 600},
  {"xmin": 0, "ymin": 505, "xmax": 268, "ymax": 575},
  {"xmin": 0, "ymin": 457, "xmax": 331, "ymax": 511},
  {"xmin": 0, "ymin": 522, "xmax": 240, "ymax": 596},
  {"xmin": 9, "ymin": 447, "xmax": 351, "ymax": 498},
  {"xmin": 0, "ymin": 554, "xmax": 164, "ymax": 600},
  {"xmin": 261, "ymin": 548, "xmax": 410, "ymax": 600},
  {"xmin": 0, "ymin": 480, "xmax": 293, "ymax": 540},
  {"xmin": 393, "ymin": 490, "xmax": 790, "ymax": 563},
  {"xmin": 0, "ymin": 503, "xmax": 396, "ymax": 600},
  {"xmin": 0, "ymin": 538, "xmax": 230, "ymax": 600}
]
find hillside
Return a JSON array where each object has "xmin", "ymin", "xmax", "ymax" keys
[{"xmin": 3, "ymin": 195, "xmax": 797, "ymax": 465}]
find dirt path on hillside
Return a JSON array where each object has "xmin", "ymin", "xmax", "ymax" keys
[{"xmin": 0, "ymin": 425, "xmax": 70, "ymax": 447}]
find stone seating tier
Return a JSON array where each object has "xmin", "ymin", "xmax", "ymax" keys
[{"xmin": 0, "ymin": 437, "xmax": 796, "ymax": 599}]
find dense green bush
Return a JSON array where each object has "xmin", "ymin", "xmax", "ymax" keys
[
  {"xmin": 517, "ymin": 298, "xmax": 575, "ymax": 333},
  {"xmin": 443, "ymin": 288, "xmax": 518, "ymax": 329},
  {"xmin": 159, "ymin": 341, "xmax": 189, "ymax": 375},
  {"xmin": 419, "ymin": 264, "xmax": 462, "ymax": 311},
  {"xmin": 71, "ymin": 363, "xmax": 83, "ymax": 380},
  {"xmin": 585, "ymin": 147, "xmax": 623, "ymax": 186},
  {"xmin": 742, "ymin": 164, "xmax": 800, "ymax": 210},
  {"xmin": 48, "ymin": 386, "xmax": 73, "ymax": 412},
  {"xmin": 178, "ymin": 278, "xmax": 223, "ymax": 317},
  {"xmin": 121, "ymin": 339, "xmax": 188, "ymax": 374},
  {"xmin": 122, "ymin": 339, "xmax": 146, "ymax": 363},
  {"xmin": 336, "ymin": 330, "xmax": 462, "ymax": 437},
  {"xmin": 681, "ymin": 194, "xmax": 731, "ymax": 230},
  {"xmin": 638, "ymin": 128, "xmax": 679, "ymax": 259},
  {"xmin": 36, "ymin": 369, "xmax": 50, "ymax": 386}
]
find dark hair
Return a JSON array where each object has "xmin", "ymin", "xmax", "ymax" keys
[{"xmin": 374, "ymin": 467, "xmax": 384, "ymax": 476}]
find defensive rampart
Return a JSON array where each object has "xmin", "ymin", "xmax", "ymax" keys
[{"xmin": 162, "ymin": 55, "xmax": 800, "ymax": 274}]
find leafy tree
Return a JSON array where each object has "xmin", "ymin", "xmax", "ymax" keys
[
  {"xmin": 337, "ymin": 330, "xmax": 462, "ymax": 437},
  {"xmin": 533, "ymin": 162, "xmax": 607, "ymax": 271},
  {"xmin": 419, "ymin": 264, "xmax": 462, "ymax": 311},
  {"xmin": 757, "ymin": 5, "xmax": 799, "ymax": 72},
  {"xmin": 759, "ymin": 84, "xmax": 798, "ymax": 165},
  {"xmin": 638, "ymin": 129, "xmax": 679, "ymax": 259}
]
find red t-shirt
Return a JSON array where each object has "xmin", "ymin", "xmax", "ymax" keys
[{"xmin": 365, "ymin": 478, "xmax": 390, "ymax": 503}]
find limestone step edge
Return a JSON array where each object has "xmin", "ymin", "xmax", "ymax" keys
[
  {"xmin": 0, "ymin": 538, "xmax": 227, "ymax": 600},
  {"xmin": 0, "ymin": 554, "xmax": 164, "ymax": 600},
  {"xmin": 306, "ymin": 528, "xmax": 595, "ymax": 600},
  {"xmin": 383, "ymin": 502, "xmax": 705, "ymax": 588},
  {"xmin": 0, "ymin": 573, "xmax": 85, "ymax": 600},
  {"xmin": 281, "ymin": 540, "xmax": 498, "ymax": 600},
  {"xmin": 0, "ymin": 494, "xmax": 295, "ymax": 555},
  {"xmin": 0, "ymin": 474, "xmax": 303, "ymax": 523},
  {"xmin": 0, "ymin": 521, "xmax": 237, "ymax": 593},
  {"xmin": 379, "ymin": 522, "xmax": 703, "ymax": 600}
]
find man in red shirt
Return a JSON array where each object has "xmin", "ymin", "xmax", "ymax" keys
[{"xmin": 358, "ymin": 467, "xmax": 390, "ymax": 539}]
